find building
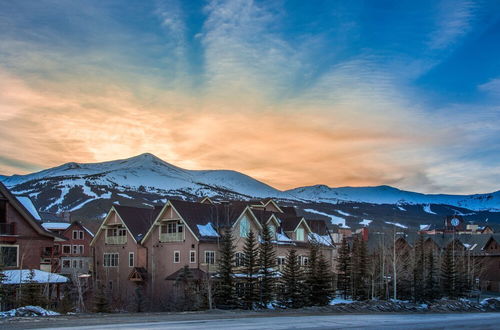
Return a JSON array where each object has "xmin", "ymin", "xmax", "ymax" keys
[
  {"xmin": 90, "ymin": 198, "xmax": 336, "ymax": 310},
  {"xmin": 0, "ymin": 182, "xmax": 57, "ymax": 271}
]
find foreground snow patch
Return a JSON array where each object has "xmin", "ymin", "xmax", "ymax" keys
[
  {"xmin": 330, "ymin": 298, "xmax": 354, "ymax": 305},
  {"xmin": 423, "ymin": 204, "xmax": 437, "ymax": 214},
  {"xmin": 384, "ymin": 221, "xmax": 408, "ymax": 229},
  {"xmin": 0, "ymin": 306, "xmax": 59, "ymax": 318}
]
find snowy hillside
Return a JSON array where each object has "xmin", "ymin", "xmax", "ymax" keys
[
  {"xmin": 0, "ymin": 153, "xmax": 499, "ymax": 221},
  {"xmin": 286, "ymin": 185, "xmax": 500, "ymax": 212}
]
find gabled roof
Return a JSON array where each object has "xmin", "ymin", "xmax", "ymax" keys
[
  {"xmin": 165, "ymin": 268, "xmax": 207, "ymax": 281},
  {"xmin": 0, "ymin": 182, "xmax": 55, "ymax": 238},
  {"xmin": 113, "ymin": 204, "xmax": 162, "ymax": 241}
]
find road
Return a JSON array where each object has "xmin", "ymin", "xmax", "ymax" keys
[{"xmin": 3, "ymin": 312, "xmax": 500, "ymax": 330}]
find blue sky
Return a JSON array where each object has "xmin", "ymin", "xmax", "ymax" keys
[{"xmin": 0, "ymin": 0, "xmax": 499, "ymax": 194}]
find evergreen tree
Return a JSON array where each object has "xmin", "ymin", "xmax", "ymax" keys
[
  {"xmin": 304, "ymin": 242, "xmax": 319, "ymax": 306},
  {"xmin": 314, "ymin": 253, "xmax": 334, "ymax": 305},
  {"xmin": 175, "ymin": 265, "xmax": 196, "ymax": 311},
  {"xmin": 454, "ymin": 247, "xmax": 470, "ymax": 298},
  {"xmin": 352, "ymin": 236, "xmax": 369, "ymax": 300},
  {"xmin": 216, "ymin": 228, "xmax": 236, "ymax": 308},
  {"xmin": 336, "ymin": 237, "xmax": 351, "ymax": 299},
  {"xmin": 412, "ymin": 235, "xmax": 425, "ymax": 302},
  {"xmin": 278, "ymin": 249, "xmax": 306, "ymax": 308},
  {"xmin": 441, "ymin": 245, "xmax": 456, "ymax": 299},
  {"xmin": 259, "ymin": 224, "xmax": 277, "ymax": 307},
  {"xmin": 424, "ymin": 247, "xmax": 438, "ymax": 301},
  {"xmin": 242, "ymin": 230, "xmax": 259, "ymax": 309},
  {"xmin": 93, "ymin": 284, "xmax": 110, "ymax": 313},
  {"xmin": 21, "ymin": 269, "xmax": 45, "ymax": 307}
]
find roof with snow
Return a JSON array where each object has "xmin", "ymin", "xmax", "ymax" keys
[
  {"xmin": 42, "ymin": 222, "xmax": 71, "ymax": 230},
  {"xmin": 1, "ymin": 269, "xmax": 69, "ymax": 284},
  {"xmin": 15, "ymin": 196, "xmax": 41, "ymax": 220}
]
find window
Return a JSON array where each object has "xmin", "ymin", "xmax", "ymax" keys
[
  {"xmin": 79, "ymin": 231, "xmax": 84, "ymax": 240},
  {"xmin": 107, "ymin": 228, "xmax": 127, "ymax": 236},
  {"xmin": 62, "ymin": 245, "xmax": 71, "ymax": 254},
  {"xmin": 268, "ymin": 224, "xmax": 276, "ymax": 239},
  {"xmin": 174, "ymin": 251, "xmax": 180, "ymax": 263},
  {"xmin": 104, "ymin": 253, "xmax": 119, "ymax": 267},
  {"xmin": 73, "ymin": 230, "xmax": 78, "ymax": 240},
  {"xmin": 129, "ymin": 252, "xmax": 134, "ymax": 267},
  {"xmin": 300, "ymin": 256, "xmax": 309, "ymax": 266},
  {"xmin": 277, "ymin": 256, "xmax": 286, "ymax": 266},
  {"xmin": 190, "ymin": 250, "xmax": 196, "ymax": 263},
  {"xmin": 72, "ymin": 245, "xmax": 78, "ymax": 254},
  {"xmin": 240, "ymin": 217, "xmax": 250, "ymax": 238},
  {"xmin": 62, "ymin": 260, "xmax": 70, "ymax": 269},
  {"xmin": 72, "ymin": 260, "xmax": 77, "ymax": 268},
  {"xmin": 77, "ymin": 245, "xmax": 84, "ymax": 254},
  {"xmin": 235, "ymin": 252, "xmax": 245, "ymax": 267},
  {"xmin": 79, "ymin": 260, "xmax": 83, "ymax": 269},
  {"xmin": 296, "ymin": 228, "xmax": 305, "ymax": 241},
  {"xmin": 204, "ymin": 251, "xmax": 215, "ymax": 265},
  {"xmin": 0, "ymin": 245, "xmax": 18, "ymax": 267}
]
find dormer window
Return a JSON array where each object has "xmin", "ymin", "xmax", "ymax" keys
[
  {"xmin": 296, "ymin": 228, "xmax": 305, "ymax": 241},
  {"xmin": 240, "ymin": 218, "xmax": 250, "ymax": 238},
  {"xmin": 268, "ymin": 224, "xmax": 276, "ymax": 239}
]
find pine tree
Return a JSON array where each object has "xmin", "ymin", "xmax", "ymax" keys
[
  {"xmin": 175, "ymin": 265, "xmax": 196, "ymax": 311},
  {"xmin": 413, "ymin": 235, "xmax": 425, "ymax": 302},
  {"xmin": 216, "ymin": 228, "xmax": 236, "ymax": 308},
  {"xmin": 278, "ymin": 249, "xmax": 306, "ymax": 308},
  {"xmin": 21, "ymin": 269, "xmax": 45, "ymax": 307},
  {"xmin": 304, "ymin": 242, "xmax": 319, "ymax": 306},
  {"xmin": 93, "ymin": 284, "xmax": 110, "ymax": 313},
  {"xmin": 259, "ymin": 224, "xmax": 276, "ymax": 307},
  {"xmin": 352, "ymin": 236, "xmax": 369, "ymax": 300},
  {"xmin": 336, "ymin": 237, "xmax": 351, "ymax": 299},
  {"xmin": 242, "ymin": 230, "xmax": 259, "ymax": 309},
  {"xmin": 424, "ymin": 247, "xmax": 438, "ymax": 301},
  {"xmin": 441, "ymin": 245, "xmax": 456, "ymax": 299},
  {"xmin": 314, "ymin": 253, "xmax": 334, "ymax": 305}
]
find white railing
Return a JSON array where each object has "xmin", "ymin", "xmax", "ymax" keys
[
  {"xmin": 159, "ymin": 232, "xmax": 184, "ymax": 242},
  {"xmin": 105, "ymin": 236, "xmax": 127, "ymax": 244}
]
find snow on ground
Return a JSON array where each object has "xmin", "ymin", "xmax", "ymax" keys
[
  {"xmin": 420, "ymin": 224, "xmax": 431, "ymax": 230},
  {"xmin": 330, "ymin": 298, "xmax": 354, "ymax": 305},
  {"xmin": 336, "ymin": 210, "xmax": 351, "ymax": 217},
  {"xmin": 0, "ymin": 306, "xmax": 59, "ymax": 318},
  {"xmin": 68, "ymin": 198, "xmax": 94, "ymax": 212},
  {"xmin": 397, "ymin": 205, "xmax": 406, "ymax": 211},
  {"xmin": 196, "ymin": 223, "xmax": 219, "ymax": 237},
  {"xmin": 359, "ymin": 219, "xmax": 372, "ymax": 226},
  {"xmin": 16, "ymin": 196, "xmax": 41, "ymax": 220},
  {"xmin": 304, "ymin": 209, "xmax": 349, "ymax": 228},
  {"xmin": 43, "ymin": 186, "xmax": 70, "ymax": 212},
  {"xmin": 423, "ymin": 204, "xmax": 437, "ymax": 214},
  {"xmin": 1, "ymin": 269, "xmax": 69, "ymax": 284},
  {"xmin": 117, "ymin": 193, "xmax": 133, "ymax": 199},
  {"xmin": 42, "ymin": 222, "xmax": 70, "ymax": 230},
  {"xmin": 384, "ymin": 221, "xmax": 408, "ymax": 229}
]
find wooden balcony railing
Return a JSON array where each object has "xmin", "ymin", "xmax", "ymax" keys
[
  {"xmin": 105, "ymin": 235, "xmax": 127, "ymax": 244},
  {"xmin": 159, "ymin": 232, "xmax": 184, "ymax": 242}
]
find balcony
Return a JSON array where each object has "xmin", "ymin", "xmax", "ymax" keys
[
  {"xmin": 0, "ymin": 222, "xmax": 16, "ymax": 235},
  {"xmin": 159, "ymin": 232, "xmax": 184, "ymax": 242},
  {"xmin": 105, "ymin": 235, "xmax": 127, "ymax": 245}
]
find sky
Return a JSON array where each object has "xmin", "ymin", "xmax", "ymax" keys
[{"xmin": 0, "ymin": 0, "xmax": 499, "ymax": 194}]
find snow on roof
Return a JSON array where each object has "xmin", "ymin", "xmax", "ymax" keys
[
  {"xmin": 385, "ymin": 221, "xmax": 408, "ymax": 229},
  {"xmin": 309, "ymin": 232, "xmax": 333, "ymax": 246},
  {"xmin": 196, "ymin": 223, "xmax": 219, "ymax": 237},
  {"xmin": 41, "ymin": 222, "xmax": 71, "ymax": 230},
  {"xmin": 1, "ymin": 269, "xmax": 69, "ymax": 284},
  {"xmin": 16, "ymin": 196, "xmax": 41, "ymax": 220},
  {"xmin": 420, "ymin": 224, "xmax": 431, "ymax": 230},
  {"xmin": 276, "ymin": 231, "xmax": 292, "ymax": 242},
  {"xmin": 82, "ymin": 225, "xmax": 95, "ymax": 237},
  {"xmin": 359, "ymin": 219, "xmax": 372, "ymax": 227}
]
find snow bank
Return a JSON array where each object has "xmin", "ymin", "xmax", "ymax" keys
[
  {"xmin": 359, "ymin": 219, "xmax": 372, "ymax": 226},
  {"xmin": 0, "ymin": 306, "xmax": 59, "ymax": 318},
  {"xmin": 42, "ymin": 222, "xmax": 71, "ymax": 230},
  {"xmin": 196, "ymin": 223, "xmax": 219, "ymax": 237},
  {"xmin": 330, "ymin": 298, "xmax": 354, "ymax": 305}
]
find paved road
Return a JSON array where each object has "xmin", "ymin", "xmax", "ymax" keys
[{"xmin": 6, "ymin": 312, "xmax": 500, "ymax": 330}]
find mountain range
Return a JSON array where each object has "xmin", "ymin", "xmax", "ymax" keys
[{"xmin": 1, "ymin": 153, "xmax": 499, "ymax": 230}]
